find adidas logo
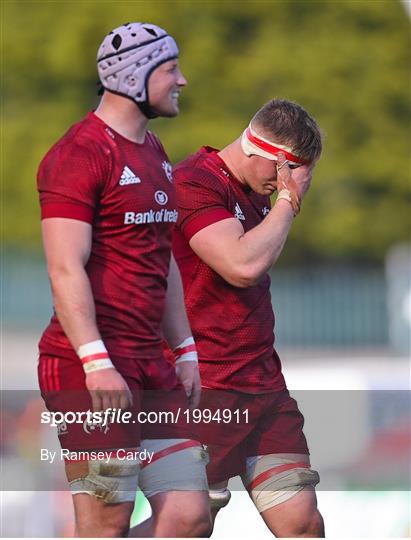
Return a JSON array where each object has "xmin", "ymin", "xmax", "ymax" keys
[
  {"xmin": 234, "ymin": 202, "xmax": 245, "ymax": 221},
  {"xmin": 119, "ymin": 166, "xmax": 141, "ymax": 186}
]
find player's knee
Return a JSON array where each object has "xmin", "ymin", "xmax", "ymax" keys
[
  {"xmin": 77, "ymin": 515, "xmax": 130, "ymax": 538},
  {"xmin": 279, "ymin": 509, "xmax": 324, "ymax": 538},
  {"xmin": 191, "ymin": 512, "xmax": 213, "ymax": 538},
  {"xmin": 305, "ymin": 509, "xmax": 325, "ymax": 538},
  {"xmin": 101, "ymin": 520, "xmax": 130, "ymax": 538},
  {"xmin": 173, "ymin": 507, "xmax": 212, "ymax": 538}
]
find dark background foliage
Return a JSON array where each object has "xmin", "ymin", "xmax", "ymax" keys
[{"xmin": 2, "ymin": 0, "xmax": 410, "ymax": 263}]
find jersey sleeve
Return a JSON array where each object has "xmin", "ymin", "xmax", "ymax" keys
[
  {"xmin": 37, "ymin": 142, "xmax": 108, "ymax": 223},
  {"xmin": 174, "ymin": 166, "xmax": 233, "ymax": 240}
]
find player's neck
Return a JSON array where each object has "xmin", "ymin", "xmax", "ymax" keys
[
  {"xmin": 218, "ymin": 141, "xmax": 247, "ymax": 185},
  {"xmin": 94, "ymin": 93, "xmax": 149, "ymax": 144}
]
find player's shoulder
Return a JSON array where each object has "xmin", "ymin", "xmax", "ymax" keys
[
  {"xmin": 174, "ymin": 147, "xmax": 224, "ymax": 187},
  {"xmin": 66, "ymin": 112, "xmax": 114, "ymax": 156},
  {"xmin": 175, "ymin": 146, "xmax": 216, "ymax": 173},
  {"xmin": 37, "ymin": 117, "xmax": 115, "ymax": 188},
  {"xmin": 39, "ymin": 114, "xmax": 111, "ymax": 170}
]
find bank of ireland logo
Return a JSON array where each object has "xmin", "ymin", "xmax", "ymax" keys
[
  {"xmin": 162, "ymin": 161, "xmax": 173, "ymax": 182},
  {"xmin": 155, "ymin": 191, "xmax": 168, "ymax": 205},
  {"xmin": 83, "ymin": 418, "xmax": 110, "ymax": 435}
]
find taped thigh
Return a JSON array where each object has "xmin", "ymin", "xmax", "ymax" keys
[
  {"xmin": 138, "ymin": 438, "xmax": 209, "ymax": 498},
  {"xmin": 242, "ymin": 453, "xmax": 320, "ymax": 513},
  {"xmin": 68, "ymin": 454, "xmax": 140, "ymax": 504}
]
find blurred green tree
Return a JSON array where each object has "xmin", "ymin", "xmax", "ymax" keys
[{"xmin": 2, "ymin": 0, "xmax": 410, "ymax": 262}]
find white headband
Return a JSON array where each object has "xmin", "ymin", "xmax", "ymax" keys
[{"xmin": 240, "ymin": 124, "xmax": 307, "ymax": 166}]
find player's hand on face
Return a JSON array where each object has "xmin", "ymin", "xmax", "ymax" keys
[
  {"xmin": 278, "ymin": 153, "xmax": 315, "ymax": 197},
  {"xmin": 276, "ymin": 152, "xmax": 314, "ymax": 214},
  {"xmin": 175, "ymin": 361, "xmax": 202, "ymax": 410},
  {"xmin": 85, "ymin": 368, "xmax": 133, "ymax": 412},
  {"xmin": 276, "ymin": 153, "xmax": 300, "ymax": 214}
]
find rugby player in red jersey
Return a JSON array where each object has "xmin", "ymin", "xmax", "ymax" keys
[
  {"xmin": 172, "ymin": 99, "xmax": 325, "ymax": 537},
  {"xmin": 37, "ymin": 23, "xmax": 210, "ymax": 538}
]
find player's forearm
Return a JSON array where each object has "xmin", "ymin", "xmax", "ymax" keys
[
  {"xmin": 161, "ymin": 255, "xmax": 192, "ymax": 349},
  {"xmin": 234, "ymin": 200, "xmax": 294, "ymax": 285},
  {"xmin": 48, "ymin": 265, "xmax": 101, "ymax": 351}
]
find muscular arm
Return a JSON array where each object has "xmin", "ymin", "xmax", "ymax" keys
[
  {"xmin": 42, "ymin": 218, "xmax": 132, "ymax": 410},
  {"xmin": 189, "ymin": 200, "xmax": 294, "ymax": 288},
  {"xmin": 42, "ymin": 218, "xmax": 101, "ymax": 348},
  {"xmin": 189, "ymin": 156, "xmax": 314, "ymax": 288}
]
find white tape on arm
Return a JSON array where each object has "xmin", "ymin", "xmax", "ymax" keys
[
  {"xmin": 77, "ymin": 339, "xmax": 115, "ymax": 373},
  {"xmin": 276, "ymin": 189, "xmax": 297, "ymax": 214},
  {"xmin": 173, "ymin": 337, "xmax": 198, "ymax": 365}
]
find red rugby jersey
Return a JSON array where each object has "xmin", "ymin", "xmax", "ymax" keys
[
  {"xmin": 38, "ymin": 112, "xmax": 177, "ymax": 361},
  {"xmin": 173, "ymin": 147, "xmax": 285, "ymax": 393}
]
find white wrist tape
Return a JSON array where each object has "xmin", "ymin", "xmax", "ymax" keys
[
  {"xmin": 276, "ymin": 189, "xmax": 293, "ymax": 204},
  {"xmin": 173, "ymin": 337, "xmax": 198, "ymax": 365},
  {"xmin": 77, "ymin": 339, "xmax": 115, "ymax": 373}
]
